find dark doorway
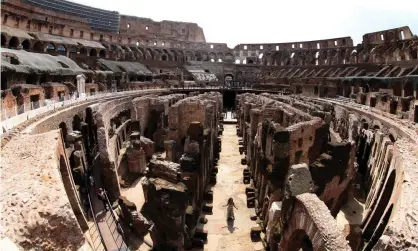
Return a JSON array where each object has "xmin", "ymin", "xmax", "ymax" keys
[
  {"xmin": 370, "ymin": 97, "xmax": 376, "ymax": 107},
  {"xmin": 223, "ymin": 91, "xmax": 236, "ymax": 109},
  {"xmin": 389, "ymin": 101, "xmax": 398, "ymax": 114}
]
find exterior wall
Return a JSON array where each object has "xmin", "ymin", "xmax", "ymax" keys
[{"xmin": 119, "ymin": 16, "xmax": 206, "ymax": 43}]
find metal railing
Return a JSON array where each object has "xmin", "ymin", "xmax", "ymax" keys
[
  {"xmin": 85, "ymin": 175, "xmax": 108, "ymax": 251},
  {"xmin": 103, "ymin": 192, "xmax": 130, "ymax": 251}
]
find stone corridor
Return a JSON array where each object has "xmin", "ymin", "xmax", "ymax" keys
[{"xmin": 197, "ymin": 124, "xmax": 263, "ymax": 251}]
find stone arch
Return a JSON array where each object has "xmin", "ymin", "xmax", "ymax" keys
[
  {"xmin": 209, "ymin": 52, "xmax": 217, "ymax": 61},
  {"xmin": 21, "ymin": 39, "xmax": 31, "ymax": 50},
  {"xmin": 145, "ymin": 48, "xmax": 154, "ymax": 60},
  {"xmin": 33, "ymin": 41, "xmax": 44, "ymax": 52},
  {"xmin": 89, "ymin": 48, "xmax": 97, "ymax": 57},
  {"xmin": 80, "ymin": 47, "xmax": 87, "ymax": 55},
  {"xmin": 99, "ymin": 49, "xmax": 106, "ymax": 58},
  {"xmin": 195, "ymin": 51, "xmax": 202, "ymax": 61},
  {"xmin": 69, "ymin": 46, "xmax": 78, "ymax": 56},
  {"xmin": 162, "ymin": 49, "xmax": 173, "ymax": 61},
  {"xmin": 57, "ymin": 44, "xmax": 67, "ymax": 55},
  {"xmin": 9, "ymin": 36, "xmax": 20, "ymax": 49},
  {"xmin": 170, "ymin": 50, "xmax": 178, "ymax": 61},
  {"xmin": 177, "ymin": 50, "xmax": 185, "ymax": 62},
  {"xmin": 46, "ymin": 42, "xmax": 56, "ymax": 52},
  {"xmin": 201, "ymin": 51, "xmax": 209, "ymax": 61},
  {"xmin": 1, "ymin": 33, "xmax": 7, "ymax": 47},
  {"xmin": 278, "ymin": 194, "xmax": 350, "ymax": 251},
  {"xmin": 185, "ymin": 51, "xmax": 194, "ymax": 61},
  {"xmin": 217, "ymin": 52, "xmax": 224, "ymax": 61},
  {"xmin": 224, "ymin": 53, "xmax": 234, "ymax": 63}
]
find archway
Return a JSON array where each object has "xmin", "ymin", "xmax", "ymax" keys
[
  {"xmin": 46, "ymin": 43, "xmax": 56, "ymax": 52},
  {"xmin": 80, "ymin": 47, "xmax": 87, "ymax": 55},
  {"xmin": 99, "ymin": 49, "xmax": 106, "ymax": 58},
  {"xmin": 8, "ymin": 36, "xmax": 20, "ymax": 48},
  {"xmin": 89, "ymin": 49, "xmax": 97, "ymax": 57},
  {"xmin": 224, "ymin": 74, "xmax": 234, "ymax": 86},
  {"xmin": 69, "ymin": 47, "xmax": 78, "ymax": 57},
  {"xmin": 22, "ymin": 39, "xmax": 30, "ymax": 50},
  {"xmin": 57, "ymin": 45, "xmax": 67, "ymax": 55},
  {"xmin": 1, "ymin": 33, "xmax": 6, "ymax": 47}
]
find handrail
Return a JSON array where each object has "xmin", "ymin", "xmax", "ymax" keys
[
  {"xmin": 85, "ymin": 176, "xmax": 108, "ymax": 251},
  {"xmin": 103, "ymin": 192, "xmax": 130, "ymax": 251},
  {"xmin": 104, "ymin": 192, "xmax": 153, "ymax": 249}
]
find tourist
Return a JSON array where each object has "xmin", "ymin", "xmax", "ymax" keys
[
  {"xmin": 97, "ymin": 188, "xmax": 108, "ymax": 211},
  {"xmin": 223, "ymin": 197, "xmax": 238, "ymax": 220}
]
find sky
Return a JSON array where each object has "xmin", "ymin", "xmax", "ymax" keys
[{"xmin": 72, "ymin": 0, "xmax": 418, "ymax": 48}]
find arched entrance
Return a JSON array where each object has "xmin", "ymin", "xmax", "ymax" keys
[
  {"xmin": 224, "ymin": 74, "xmax": 234, "ymax": 87},
  {"xmin": 22, "ymin": 39, "xmax": 30, "ymax": 50},
  {"xmin": 8, "ymin": 36, "xmax": 20, "ymax": 49}
]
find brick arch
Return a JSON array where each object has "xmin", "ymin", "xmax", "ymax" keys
[{"xmin": 278, "ymin": 193, "xmax": 350, "ymax": 251}]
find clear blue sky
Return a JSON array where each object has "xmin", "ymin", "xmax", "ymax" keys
[{"xmin": 72, "ymin": 0, "xmax": 418, "ymax": 48}]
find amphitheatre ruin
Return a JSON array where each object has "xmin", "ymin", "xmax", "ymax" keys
[{"xmin": 0, "ymin": 0, "xmax": 418, "ymax": 251}]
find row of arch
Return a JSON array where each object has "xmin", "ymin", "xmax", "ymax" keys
[{"xmin": 1, "ymin": 34, "xmax": 107, "ymax": 57}]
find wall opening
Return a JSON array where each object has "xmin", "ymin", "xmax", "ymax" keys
[
  {"xmin": 9, "ymin": 37, "xmax": 19, "ymax": 48},
  {"xmin": 223, "ymin": 91, "xmax": 236, "ymax": 109},
  {"xmin": 400, "ymin": 30, "xmax": 405, "ymax": 40}
]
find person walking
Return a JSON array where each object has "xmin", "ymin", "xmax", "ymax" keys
[
  {"xmin": 223, "ymin": 197, "xmax": 238, "ymax": 220},
  {"xmin": 96, "ymin": 188, "xmax": 108, "ymax": 211}
]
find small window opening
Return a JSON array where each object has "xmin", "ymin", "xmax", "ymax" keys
[
  {"xmin": 334, "ymin": 40, "xmax": 338, "ymax": 46},
  {"xmin": 153, "ymin": 41, "xmax": 157, "ymax": 46},
  {"xmin": 292, "ymin": 44, "xmax": 295, "ymax": 48},
  {"xmin": 26, "ymin": 20, "xmax": 31, "ymax": 29},
  {"xmin": 127, "ymin": 23, "xmax": 130, "ymax": 29},
  {"xmin": 210, "ymin": 44, "xmax": 214, "ymax": 49},
  {"xmin": 380, "ymin": 34, "xmax": 384, "ymax": 41},
  {"xmin": 244, "ymin": 45, "xmax": 247, "ymax": 50},
  {"xmin": 70, "ymin": 29, "xmax": 74, "ymax": 37},
  {"xmin": 80, "ymin": 30, "xmax": 84, "ymax": 38},
  {"xmin": 276, "ymin": 45, "xmax": 279, "ymax": 50},
  {"xmin": 136, "ymin": 41, "xmax": 139, "ymax": 46},
  {"xmin": 162, "ymin": 41, "xmax": 165, "ymax": 46},
  {"xmin": 145, "ymin": 26, "xmax": 149, "ymax": 30},
  {"xmin": 299, "ymin": 44, "xmax": 303, "ymax": 48},
  {"xmin": 260, "ymin": 45, "xmax": 263, "ymax": 49},
  {"xmin": 400, "ymin": 30, "xmax": 405, "ymax": 40},
  {"xmin": 16, "ymin": 17, "xmax": 20, "ymax": 27},
  {"xmin": 317, "ymin": 43, "xmax": 320, "ymax": 49},
  {"xmin": 49, "ymin": 26, "xmax": 53, "ymax": 34},
  {"xmin": 90, "ymin": 32, "xmax": 94, "ymax": 40}
]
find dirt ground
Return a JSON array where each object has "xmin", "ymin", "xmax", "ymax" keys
[{"xmin": 194, "ymin": 124, "xmax": 263, "ymax": 251}]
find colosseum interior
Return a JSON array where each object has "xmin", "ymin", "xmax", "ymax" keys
[{"xmin": 1, "ymin": 0, "xmax": 418, "ymax": 251}]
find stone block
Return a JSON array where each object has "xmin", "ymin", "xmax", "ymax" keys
[
  {"xmin": 204, "ymin": 191, "xmax": 213, "ymax": 202},
  {"xmin": 243, "ymin": 176, "xmax": 251, "ymax": 184},
  {"xmin": 245, "ymin": 187, "xmax": 255, "ymax": 194},
  {"xmin": 199, "ymin": 217, "xmax": 208, "ymax": 224},
  {"xmin": 202, "ymin": 204, "xmax": 213, "ymax": 213},
  {"xmin": 241, "ymin": 158, "xmax": 247, "ymax": 165},
  {"xmin": 247, "ymin": 197, "xmax": 255, "ymax": 208},
  {"xmin": 194, "ymin": 229, "xmax": 208, "ymax": 240},
  {"xmin": 251, "ymin": 226, "xmax": 262, "ymax": 240}
]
